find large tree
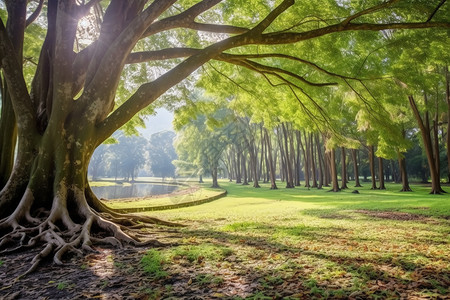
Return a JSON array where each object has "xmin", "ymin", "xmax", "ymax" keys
[{"xmin": 0, "ymin": 0, "xmax": 449, "ymax": 272}]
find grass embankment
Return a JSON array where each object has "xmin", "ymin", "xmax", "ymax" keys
[
  {"xmin": 138, "ymin": 181, "xmax": 450, "ymax": 299},
  {"xmin": 101, "ymin": 183, "xmax": 225, "ymax": 211}
]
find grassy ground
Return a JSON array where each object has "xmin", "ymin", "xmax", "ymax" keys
[{"xmin": 136, "ymin": 181, "xmax": 450, "ymax": 299}]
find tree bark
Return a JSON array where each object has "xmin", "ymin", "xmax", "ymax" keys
[
  {"xmin": 378, "ymin": 157, "xmax": 386, "ymax": 190},
  {"xmin": 299, "ymin": 132, "xmax": 310, "ymax": 188},
  {"xmin": 0, "ymin": 0, "xmax": 26, "ymax": 188},
  {"xmin": 368, "ymin": 145, "xmax": 378, "ymax": 190},
  {"xmin": 329, "ymin": 148, "xmax": 340, "ymax": 192},
  {"xmin": 341, "ymin": 147, "xmax": 348, "ymax": 189},
  {"xmin": 351, "ymin": 149, "xmax": 362, "ymax": 187},
  {"xmin": 310, "ymin": 134, "xmax": 318, "ymax": 188},
  {"xmin": 211, "ymin": 165, "xmax": 219, "ymax": 188},
  {"xmin": 445, "ymin": 66, "xmax": 450, "ymax": 183},
  {"xmin": 398, "ymin": 151, "xmax": 412, "ymax": 192},
  {"xmin": 315, "ymin": 134, "xmax": 323, "ymax": 189},
  {"xmin": 409, "ymin": 95, "xmax": 445, "ymax": 194},
  {"xmin": 281, "ymin": 123, "xmax": 294, "ymax": 188},
  {"xmin": 235, "ymin": 146, "xmax": 242, "ymax": 184},
  {"xmin": 264, "ymin": 128, "xmax": 278, "ymax": 189},
  {"xmin": 241, "ymin": 152, "xmax": 249, "ymax": 185}
]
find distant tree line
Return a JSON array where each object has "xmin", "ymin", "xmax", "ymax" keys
[{"xmin": 89, "ymin": 130, "xmax": 177, "ymax": 181}]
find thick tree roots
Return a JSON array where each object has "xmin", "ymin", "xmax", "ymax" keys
[{"xmin": 0, "ymin": 188, "xmax": 181, "ymax": 277}]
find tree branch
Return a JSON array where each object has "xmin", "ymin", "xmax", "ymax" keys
[
  {"xmin": 218, "ymin": 56, "xmax": 337, "ymax": 87},
  {"xmin": 126, "ymin": 48, "xmax": 199, "ymax": 64},
  {"xmin": 427, "ymin": 0, "xmax": 447, "ymax": 22},
  {"xmin": 0, "ymin": 18, "xmax": 36, "ymax": 131},
  {"xmin": 142, "ymin": 0, "xmax": 224, "ymax": 37},
  {"xmin": 26, "ymin": 0, "xmax": 44, "ymax": 27},
  {"xmin": 219, "ymin": 53, "xmax": 364, "ymax": 81},
  {"xmin": 187, "ymin": 22, "xmax": 248, "ymax": 34},
  {"xmin": 249, "ymin": 0, "xmax": 294, "ymax": 34},
  {"xmin": 341, "ymin": 0, "xmax": 400, "ymax": 27},
  {"xmin": 80, "ymin": 0, "xmax": 177, "ymax": 120}
]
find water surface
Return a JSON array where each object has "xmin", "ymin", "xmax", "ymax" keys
[{"xmin": 91, "ymin": 183, "xmax": 179, "ymax": 200}]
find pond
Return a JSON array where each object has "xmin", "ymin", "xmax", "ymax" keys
[{"xmin": 91, "ymin": 182, "xmax": 179, "ymax": 200}]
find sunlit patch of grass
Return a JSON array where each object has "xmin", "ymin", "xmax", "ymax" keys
[
  {"xmin": 221, "ymin": 221, "xmax": 272, "ymax": 232},
  {"xmin": 168, "ymin": 243, "xmax": 233, "ymax": 263},
  {"xmin": 140, "ymin": 249, "xmax": 168, "ymax": 279},
  {"xmin": 135, "ymin": 180, "xmax": 450, "ymax": 297}
]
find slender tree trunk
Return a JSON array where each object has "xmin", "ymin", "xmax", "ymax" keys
[
  {"xmin": 378, "ymin": 157, "xmax": 386, "ymax": 190},
  {"xmin": 199, "ymin": 174, "xmax": 204, "ymax": 183},
  {"xmin": 324, "ymin": 148, "xmax": 331, "ymax": 187},
  {"xmin": 409, "ymin": 95, "xmax": 445, "ymax": 194},
  {"xmin": 433, "ymin": 97, "xmax": 441, "ymax": 183},
  {"xmin": 341, "ymin": 147, "xmax": 348, "ymax": 189},
  {"xmin": 398, "ymin": 151, "xmax": 412, "ymax": 192},
  {"xmin": 295, "ymin": 131, "xmax": 302, "ymax": 186},
  {"xmin": 329, "ymin": 148, "xmax": 340, "ymax": 192},
  {"xmin": 235, "ymin": 146, "xmax": 242, "ymax": 184},
  {"xmin": 310, "ymin": 134, "xmax": 318, "ymax": 188},
  {"xmin": 249, "ymin": 143, "xmax": 260, "ymax": 188},
  {"xmin": 264, "ymin": 128, "xmax": 277, "ymax": 189},
  {"xmin": 276, "ymin": 127, "xmax": 286, "ymax": 183},
  {"xmin": 299, "ymin": 132, "xmax": 310, "ymax": 188},
  {"xmin": 352, "ymin": 149, "xmax": 362, "ymax": 187},
  {"xmin": 241, "ymin": 152, "xmax": 249, "ymax": 185},
  {"xmin": 445, "ymin": 66, "xmax": 450, "ymax": 183},
  {"xmin": 369, "ymin": 145, "xmax": 378, "ymax": 189},
  {"xmin": 281, "ymin": 123, "xmax": 294, "ymax": 188},
  {"xmin": 315, "ymin": 134, "xmax": 323, "ymax": 189}
]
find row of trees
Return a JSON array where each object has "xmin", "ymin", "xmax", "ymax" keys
[
  {"xmin": 89, "ymin": 130, "xmax": 177, "ymax": 181},
  {"xmin": 173, "ymin": 28, "xmax": 450, "ymax": 193},
  {"xmin": 175, "ymin": 102, "xmax": 448, "ymax": 193}
]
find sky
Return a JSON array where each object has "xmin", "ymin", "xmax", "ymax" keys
[{"xmin": 138, "ymin": 108, "xmax": 174, "ymax": 138}]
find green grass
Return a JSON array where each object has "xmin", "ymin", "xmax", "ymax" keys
[
  {"xmin": 140, "ymin": 249, "xmax": 168, "ymax": 279},
  {"xmin": 140, "ymin": 180, "xmax": 450, "ymax": 298}
]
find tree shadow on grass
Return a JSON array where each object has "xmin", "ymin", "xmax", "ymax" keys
[{"xmin": 1, "ymin": 220, "xmax": 449, "ymax": 299}]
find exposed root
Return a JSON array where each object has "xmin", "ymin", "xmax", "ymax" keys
[{"xmin": 0, "ymin": 184, "xmax": 185, "ymax": 277}]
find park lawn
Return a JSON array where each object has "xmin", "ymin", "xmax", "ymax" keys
[{"xmin": 137, "ymin": 181, "xmax": 450, "ymax": 299}]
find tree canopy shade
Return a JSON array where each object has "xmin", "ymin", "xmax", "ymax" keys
[{"xmin": 0, "ymin": 0, "xmax": 449, "ymax": 273}]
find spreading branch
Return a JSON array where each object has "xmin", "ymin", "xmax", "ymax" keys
[{"xmin": 26, "ymin": 0, "xmax": 44, "ymax": 27}]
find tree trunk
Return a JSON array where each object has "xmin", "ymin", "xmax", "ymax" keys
[
  {"xmin": 281, "ymin": 123, "xmax": 294, "ymax": 188},
  {"xmin": 315, "ymin": 134, "xmax": 323, "ymax": 189},
  {"xmin": 310, "ymin": 134, "xmax": 318, "ymax": 188},
  {"xmin": 378, "ymin": 157, "xmax": 386, "ymax": 190},
  {"xmin": 351, "ymin": 149, "xmax": 362, "ymax": 187},
  {"xmin": 369, "ymin": 145, "xmax": 378, "ymax": 190},
  {"xmin": 0, "ymin": 1, "xmax": 26, "ymax": 189},
  {"xmin": 445, "ymin": 66, "xmax": 450, "ymax": 183},
  {"xmin": 235, "ymin": 146, "xmax": 242, "ymax": 184},
  {"xmin": 241, "ymin": 152, "xmax": 249, "ymax": 185},
  {"xmin": 409, "ymin": 95, "xmax": 445, "ymax": 194},
  {"xmin": 398, "ymin": 152, "xmax": 412, "ymax": 192},
  {"xmin": 295, "ymin": 131, "xmax": 302, "ymax": 186},
  {"xmin": 329, "ymin": 148, "xmax": 340, "ymax": 192},
  {"xmin": 264, "ymin": 128, "xmax": 277, "ymax": 189},
  {"xmin": 299, "ymin": 132, "xmax": 310, "ymax": 188},
  {"xmin": 249, "ymin": 144, "xmax": 260, "ymax": 188},
  {"xmin": 211, "ymin": 165, "xmax": 219, "ymax": 188},
  {"xmin": 340, "ymin": 147, "xmax": 348, "ymax": 189}
]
